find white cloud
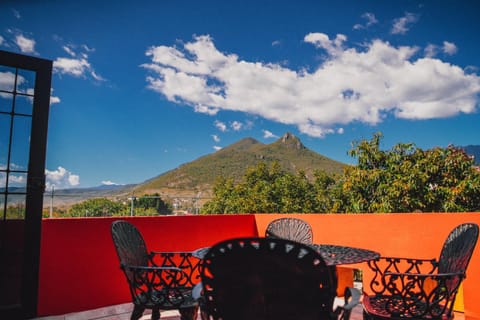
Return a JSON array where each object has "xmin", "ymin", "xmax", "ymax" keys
[
  {"xmin": 263, "ymin": 130, "xmax": 278, "ymax": 139},
  {"xmin": 424, "ymin": 44, "xmax": 438, "ymax": 58},
  {"xmin": 91, "ymin": 70, "xmax": 106, "ymax": 82},
  {"xmin": 49, "ymin": 88, "xmax": 61, "ymax": 105},
  {"xmin": 53, "ymin": 57, "xmax": 91, "ymax": 77},
  {"xmin": 62, "ymin": 45, "xmax": 76, "ymax": 57},
  {"xmin": 53, "ymin": 44, "xmax": 105, "ymax": 81},
  {"xmin": 50, "ymin": 96, "xmax": 61, "ymax": 104},
  {"xmin": 304, "ymin": 33, "xmax": 346, "ymax": 56},
  {"xmin": 231, "ymin": 121, "xmax": 243, "ymax": 131},
  {"xmin": 0, "ymin": 71, "xmax": 19, "ymax": 91},
  {"xmin": 45, "ymin": 166, "xmax": 80, "ymax": 190},
  {"xmin": 424, "ymin": 41, "xmax": 458, "ymax": 58},
  {"xmin": 82, "ymin": 44, "xmax": 95, "ymax": 52},
  {"xmin": 443, "ymin": 41, "xmax": 458, "ymax": 55},
  {"xmin": 213, "ymin": 146, "xmax": 222, "ymax": 151},
  {"xmin": 0, "ymin": 172, "xmax": 27, "ymax": 188},
  {"xmin": 212, "ymin": 134, "xmax": 220, "ymax": 142},
  {"xmin": 0, "ymin": 164, "xmax": 27, "ymax": 188},
  {"xmin": 214, "ymin": 120, "xmax": 227, "ymax": 132},
  {"xmin": 391, "ymin": 13, "xmax": 418, "ymax": 35},
  {"xmin": 353, "ymin": 12, "xmax": 378, "ymax": 30},
  {"xmin": 0, "ymin": 35, "xmax": 4, "ymax": 45},
  {"xmin": 272, "ymin": 40, "xmax": 281, "ymax": 46},
  {"xmin": 15, "ymin": 34, "xmax": 36, "ymax": 53},
  {"xmin": 101, "ymin": 180, "xmax": 120, "ymax": 185},
  {"xmin": 143, "ymin": 34, "xmax": 480, "ymax": 138},
  {"xmin": 194, "ymin": 104, "xmax": 218, "ymax": 115}
]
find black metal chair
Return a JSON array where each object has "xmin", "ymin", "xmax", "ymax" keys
[
  {"xmin": 363, "ymin": 223, "xmax": 479, "ymax": 320},
  {"xmin": 265, "ymin": 217, "xmax": 313, "ymax": 244},
  {"xmin": 198, "ymin": 237, "xmax": 359, "ymax": 320},
  {"xmin": 111, "ymin": 220, "xmax": 200, "ymax": 320}
]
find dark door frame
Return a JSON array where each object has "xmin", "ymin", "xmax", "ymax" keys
[{"xmin": 0, "ymin": 50, "xmax": 52, "ymax": 319}]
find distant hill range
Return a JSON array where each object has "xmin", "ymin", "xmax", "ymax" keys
[
  {"xmin": 45, "ymin": 184, "xmax": 136, "ymax": 206},
  {"xmin": 131, "ymin": 132, "xmax": 346, "ymax": 199}
]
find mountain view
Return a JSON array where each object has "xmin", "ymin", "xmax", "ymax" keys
[
  {"xmin": 130, "ymin": 132, "xmax": 345, "ymax": 200},
  {"xmin": 48, "ymin": 134, "xmax": 480, "ymax": 208}
]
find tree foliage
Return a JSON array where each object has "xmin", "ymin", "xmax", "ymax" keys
[
  {"xmin": 69, "ymin": 198, "xmax": 126, "ymax": 217},
  {"xmin": 66, "ymin": 193, "xmax": 172, "ymax": 217},
  {"xmin": 202, "ymin": 162, "xmax": 335, "ymax": 214},
  {"xmin": 135, "ymin": 193, "xmax": 173, "ymax": 215},
  {"xmin": 202, "ymin": 133, "xmax": 480, "ymax": 214},
  {"xmin": 339, "ymin": 132, "xmax": 480, "ymax": 213}
]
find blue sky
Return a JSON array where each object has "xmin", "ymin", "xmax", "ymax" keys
[{"xmin": 1, "ymin": 0, "xmax": 479, "ymax": 189}]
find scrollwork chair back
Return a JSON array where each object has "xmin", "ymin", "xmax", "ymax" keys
[
  {"xmin": 111, "ymin": 220, "xmax": 199, "ymax": 320},
  {"xmin": 265, "ymin": 217, "xmax": 313, "ymax": 244},
  {"xmin": 363, "ymin": 223, "xmax": 479, "ymax": 320},
  {"xmin": 199, "ymin": 237, "xmax": 355, "ymax": 320}
]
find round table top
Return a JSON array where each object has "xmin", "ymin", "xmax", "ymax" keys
[
  {"xmin": 192, "ymin": 243, "xmax": 379, "ymax": 266},
  {"xmin": 309, "ymin": 244, "xmax": 379, "ymax": 266}
]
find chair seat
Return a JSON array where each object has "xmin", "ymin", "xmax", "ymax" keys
[
  {"xmin": 134, "ymin": 287, "xmax": 198, "ymax": 309},
  {"xmin": 363, "ymin": 295, "xmax": 451, "ymax": 320}
]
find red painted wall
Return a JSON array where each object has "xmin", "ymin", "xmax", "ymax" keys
[
  {"xmin": 38, "ymin": 213, "xmax": 480, "ymax": 319},
  {"xmin": 37, "ymin": 215, "xmax": 257, "ymax": 316}
]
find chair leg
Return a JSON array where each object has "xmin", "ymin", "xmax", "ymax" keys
[
  {"xmin": 151, "ymin": 307, "xmax": 160, "ymax": 320},
  {"xmin": 179, "ymin": 305, "xmax": 199, "ymax": 320},
  {"xmin": 199, "ymin": 307, "xmax": 208, "ymax": 320},
  {"xmin": 131, "ymin": 305, "xmax": 145, "ymax": 320}
]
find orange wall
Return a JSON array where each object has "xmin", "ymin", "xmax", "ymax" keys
[
  {"xmin": 37, "ymin": 215, "xmax": 258, "ymax": 316},
  {"xmin": 255, "ymin": 213, "xmax": 480, "ymax": 320},
  {"xmin": 38, "ymin": 213, "xmax": 480, "ymax": 319}
]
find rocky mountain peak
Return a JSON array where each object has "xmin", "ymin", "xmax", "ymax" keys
[{"xmin": 279, "ymin": 132, "xmax": 305, "ymax": 150}]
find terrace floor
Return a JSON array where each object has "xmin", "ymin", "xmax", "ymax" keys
[
  {"xmin": 34, "ymin": 300, "xmax": 364, "ymax": 320},
  {"xmin": 33, "ymin": 300, "xmax": 466, "ymax": 320}
]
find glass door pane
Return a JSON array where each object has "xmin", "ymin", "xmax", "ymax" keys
[{"xmin": 0, "ymin": 51, "xmax": 52, "ymax": 318}]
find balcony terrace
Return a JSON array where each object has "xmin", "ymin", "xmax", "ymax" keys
[{"xmin": 33, "ymin": 213, "xmax": 480, "ymax": 319}]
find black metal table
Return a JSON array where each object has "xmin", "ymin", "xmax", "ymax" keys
[
  {"xmin": 192, "ymin": 243, "xmax": 379, "ymax": 266},
  {"xmin": 309, "ymin": 244, "xmax": 379, "ymax": 266}
]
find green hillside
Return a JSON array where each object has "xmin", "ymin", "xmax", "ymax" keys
[{"xmin": 133, "ymin": 133, "xmax": 346, "ymax": 196}]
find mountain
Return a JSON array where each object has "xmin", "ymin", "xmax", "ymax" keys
[
  {"xmin": 42, "ymin": 184, "xmax": 136, "ymax": 206},
  {"xmin": 132, "ymin": 133, "xmax": 346, "ymax": 198},
  {"xmin": 462, "ymin": 145, "xmax": 480, "ymax": 165}
]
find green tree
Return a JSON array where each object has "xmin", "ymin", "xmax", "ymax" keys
[
  {"xmin": 202, "ymin": 133, "xmax": 480, "ymax": 214},
  {"xmin": 69, "ymin": 198, "xmax": 126, "ymax": 217},
  {"xmin": 312, "ymin": 170, "xmax": 339, "ymax": 213},
  {"xmin": 202, "ymin": 162, "xmax": 319, "ymax": 214},
  {"xmin": 136, "ymin": 193, "xmax": 172, "ymax": 215},
  {"xmin": 336, "ymin": 133, "xmax": 480, "ymax": 213}
]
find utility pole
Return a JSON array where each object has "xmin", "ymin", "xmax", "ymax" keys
[{"xmin": 130, "ymin": 195, "xmax": 136, "ymax": 216}]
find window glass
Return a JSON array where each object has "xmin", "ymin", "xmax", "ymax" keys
[
  {"xmin": 10, "ymin": 115, "xmax": 31, "ymax": 170},
  {"xmin": 16, "ymin": 69, "xmax": 35, "ymax": 95},
  {"xmin": 6, "ymin": 195, "xmax": 26, "ymax": 219},
  {"xmin": 0, "ymin": 66, "xmax": 16, "ymax": 92},
  {"xmin": 0, "ymin": 114, "xmax": 10, "ymax": 164},
  {"xmin": 0, "ymin": 94, "xmax": 13, "ymax": 113},
  {"xmin": 14, "ymin": 95, "xmax": 33, "ymax": 116}
]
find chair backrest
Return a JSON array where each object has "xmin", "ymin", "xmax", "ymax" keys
[
  {"xmin": 265, "ymin": 217, "xmax": 313, "ymax": 244},
  {"xmin": 111, "ymin": 220, "xmax": 150, "ymax": 282},
  {"xmin": 200, "ymin": 237, "xmax": 336, "ymax": 320},
  {"xmin": 438, "ymin": 223, "xmax": 479, "ymax": 281}
]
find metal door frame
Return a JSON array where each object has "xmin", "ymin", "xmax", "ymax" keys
[{"xmin": 0, "ymin": 50, "xmax": 52, "ymax": 319}]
